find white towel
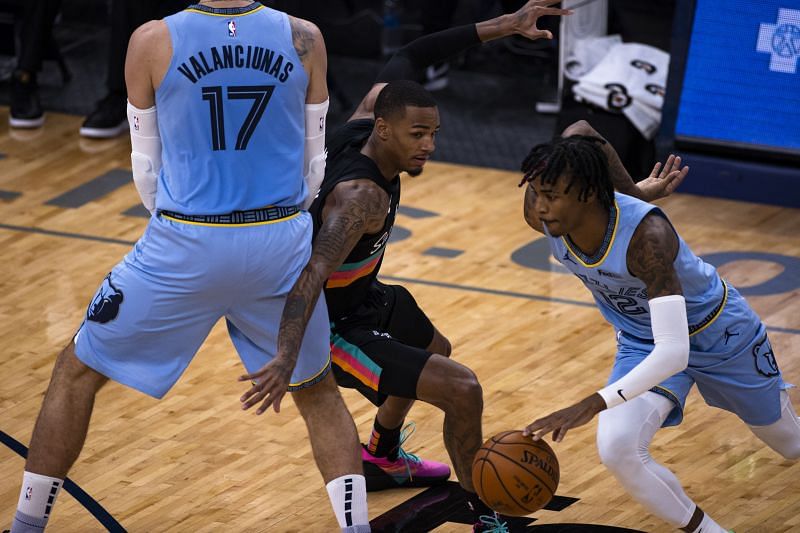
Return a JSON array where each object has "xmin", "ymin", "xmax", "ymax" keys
[{"xmin": 573, "ymin": 42, "xmax": 670, "ymax": 139}]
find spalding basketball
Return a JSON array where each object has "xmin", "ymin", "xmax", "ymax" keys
[{"xmin": 472, "ymin": 430, "xmax": 559, "ymax": 516}]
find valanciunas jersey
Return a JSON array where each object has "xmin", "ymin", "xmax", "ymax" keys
[
  {"xmin": 309, "ymin": 119, "xmax": 400, "ymax": 320},
  {"xmin": 156, "ymin": 3, "xmax": 308, "ymax": 214},
  {"xmin": 546, "ymin": 192, "xmax": 727, "ymax": 340}
]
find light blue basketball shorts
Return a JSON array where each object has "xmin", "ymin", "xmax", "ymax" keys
[
  {"xmin": 609, "ymin": 284, "xmax": 789, "ymax": 427},
  {"xmin": 74, "ymin": 210, "xmax": 331, "ymax": 399}
]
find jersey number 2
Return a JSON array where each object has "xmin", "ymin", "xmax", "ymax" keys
[{"xmin": 201, "ymin": 85, "xmax": 274, "ymax": 151}]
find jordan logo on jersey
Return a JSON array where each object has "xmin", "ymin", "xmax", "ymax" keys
[{"xmin": 227, "ymin": 20, "xmax": 237, "ymax": 38}]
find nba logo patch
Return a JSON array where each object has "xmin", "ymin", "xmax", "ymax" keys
[
  {"xmin": 133, "ymin": 115, "xmax": 140, "ymax": 131},
  {"xmin": 227, "ymin": 20, "xmax": 237, "ymax": 37},
  {"xmin": 25, "ymin": 487, "xmax": 33, "ymax": 500}
]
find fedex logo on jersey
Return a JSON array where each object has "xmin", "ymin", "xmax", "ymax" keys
[
  {"xmin": 227, "ymin": 20, "xmax": 237, "ymax": 38},
  {"xmin": 757, "ymin": 8, "xmax": 800, "ymax": 73}
]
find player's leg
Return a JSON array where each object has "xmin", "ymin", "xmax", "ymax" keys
[
  {"xmin": 414, "ymin": 354, "xmax": 483, "ymax": 487},
  {"xmin": 414, "ymin": 354, "xmax": 486, "ymax": 524},
  {"xmin": 11, "ymin": 218, "xmax": 228, "ymax": 532},
  {"xmin": 706, "ymin": 323, "xmax": 800, "ymax": 460},
  {"xmin": 336, "ymin": 284, "xmax": 454, "ymax": 490},
  {"xmin": 229, "ymin": 221, "xmax": 369, "ymax": 532},
  {"xmin": 230, "ymin": 310, "xmax": 369, "ymax": 532},
  {"xmin": 747, "ymin": 390, "xmax": 800, "ymax": 459},
  {"xmin": 597, "ymin": 392, "xmax": 729, "ymax": 533},
  {"xmin": 11, "ymin": 342, "xmax": 108, "ymax": 533},
  {"xmin": 597, "ymin": 336, "xmax": 729, "ymax": 533},
  {"xmin": 369, "ymin": 324, "xmax": 451, "ymax": 460},
  {"xmin": 291, "ymin": 373, "xmax": 368, "ymax": 533}
]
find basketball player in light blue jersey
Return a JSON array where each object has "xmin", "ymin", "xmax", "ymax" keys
[
  {"xmin": 8, "ymin": 2, "xmax": 369, "ymax": 532},
  {"xmin": 521, "ymin": 122, "xmax": 800, "ymax": 533}
]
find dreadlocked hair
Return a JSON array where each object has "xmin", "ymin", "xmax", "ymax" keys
[{"xmin": 519, "ymin": 135, "xmax": 614, "ymax": 209}]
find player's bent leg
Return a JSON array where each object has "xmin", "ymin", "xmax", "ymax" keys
[
  {"xmin": 366, "ymin": 327, "xmax": 451, "ymax": 463},
  {"xmin": 597, "ymin": 392, "xmax": 727, "ymax": 532},
  {"xmin": 427, "ymin": 327, "xmax": 451, "ymax": 358},
  {"xmin": 292, "ymin": 372, "xmax": 369, "ymax": 532},
  {"xmin": 11, "ymin": 341, "xmax": 108, "ymax": 533},
  {"xmin": 748, "ymin": 390, "xmax": 800, "ymax": 460},
  {"xmin": 415, "ymin": 354, "xmax": 483, "ymax": 492},
  {"xmin": 362, "ymin": 339, "xmax": 453, "ymax": 491}
]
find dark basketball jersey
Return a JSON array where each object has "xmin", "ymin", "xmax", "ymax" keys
[{"xmin": 309, "ymin": 119, "xmax": 400, "ymax": 320}]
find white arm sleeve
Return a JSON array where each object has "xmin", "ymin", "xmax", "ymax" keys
[
  {"xmin": 302, "ymin": 99, "xmax": 329, "ymax": 209},
  {"xmin": 127, "ymin": 101, "xmax": 161, "ymax": 214},
  {"xmin": 597, "ymin": 295, "xmax": 690, "ymax": 409}
]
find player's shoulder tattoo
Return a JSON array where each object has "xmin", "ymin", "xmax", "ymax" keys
[
  {"xmin": 627, "ymin": 212, "xmax": 682, "ymax": 298},
  {"xmin": 289, "ymin": 17, "xmax": 318, "ymax": 62},
  {"xmin": 334, "ymin": 179, "xmax": 391, "ymax": 229}
]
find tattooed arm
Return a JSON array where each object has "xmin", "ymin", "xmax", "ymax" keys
[
  {"xmin": 289, "ymin": 16, "xmax": 328, "ymax": 105},
  {"xmin": 627, "ymin": 213, "xmax": 682, "ymax": 297},
  {"xmin": 523, "ymin": 213, "xmax": 687, "ymax": 442},
  {"xmin": 561, "ymin": 120, "xmax": 688, "ymax": 202},
  {"xmin": 239, "ymin": 180, "xmax": 390, "ymax": 414}
]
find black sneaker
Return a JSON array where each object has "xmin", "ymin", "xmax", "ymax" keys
[
  {"xmin": 9, "ymin": 70, "xmax": 45, "ymax": 129},
  {"xmin": 80, "ymin": 94, "xmax": 128, "ymax": 138}
]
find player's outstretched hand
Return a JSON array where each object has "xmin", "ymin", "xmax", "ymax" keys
[
  {"xmin": 511, "ymin": 0, "xmax": 573, "ymax": 41},
  {"xmin": 238, "ymin": 356, "xmax": 296, "ymax": 415},
  {"xmin": 637, "ymin": 154, "xmax": 689, "ymax": 202},
  {"xmin": 523, "ymin": 393, "xmax": 606, "ymax": 442}
]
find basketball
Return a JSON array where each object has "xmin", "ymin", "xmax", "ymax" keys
[{"xmin": 472, "ymin": 430, "xmax": 560, "ymax": 516}]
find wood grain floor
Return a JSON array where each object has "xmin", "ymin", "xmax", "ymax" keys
[{"xmin": 1, "ymin": 110, "xmax": 799, "ymax": 532}]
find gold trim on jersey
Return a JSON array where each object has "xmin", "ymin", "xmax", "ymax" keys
[
  {"xmin": 562, "ymin": 200, "xmax": 620, "ymax": 268},
  {"xmin": 161, "ymin": 211, "xmax": 300, "ymax": 227},
  {"xmin": 184, "ymin": 4, "xmax": 265, "ymax": 17},
  {"xmin": 688, "ymin": 279, "xmax": 729, "ymax": 337}
]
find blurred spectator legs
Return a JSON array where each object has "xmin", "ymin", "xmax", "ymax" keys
[
  {"xmin": 80, "ymin": 0, "xmax": 186, "ymax": 139},
  {"xmin": 10, "ymin": 0, "xmax": 62, "ymax": 129}
]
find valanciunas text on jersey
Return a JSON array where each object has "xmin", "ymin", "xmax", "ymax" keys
[{"xmin": 177, "ymin": 45, "xmax": 295, "ymax": 84}]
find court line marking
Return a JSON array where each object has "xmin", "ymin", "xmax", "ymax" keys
[
  {"xmin": 0, "ymin": 430, "xmax": 127, "ymax": 532},
  {"xmin": 0, "ymin": 222, "xmax": 798, "ymax": 336}
]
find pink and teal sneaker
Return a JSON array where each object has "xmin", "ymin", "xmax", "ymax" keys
[{"xmin": 362, "ymin": 423, "xmax": 451, "ymax": 491}]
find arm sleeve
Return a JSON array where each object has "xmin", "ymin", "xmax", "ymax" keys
[
  {"xmin": 597, "ymin": 295, "xmax": 690, "ymax": 409},
  {"xmin": 127, "ymin": 101, "xmax": 161, "ymax": 214},
  {"xmin": 375, "ymin": 24, "xmax": 480, "ymax": 83},
  {"xmin": 302, "ymin": 99, "xmax": 329, "ymax": 209}
]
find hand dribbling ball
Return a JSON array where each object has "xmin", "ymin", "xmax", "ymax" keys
[{"xmin": 472, "ymin": 430, "xmax": 559, "ymax": 516}]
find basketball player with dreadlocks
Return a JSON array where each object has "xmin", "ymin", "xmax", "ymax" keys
[
  {"xmin": 520, "ymin": 123, "xmax": 800, "ymax": 533},
  {"xmin": 238, "ymin": 2, "xmax": 582, "ymax": 530}
]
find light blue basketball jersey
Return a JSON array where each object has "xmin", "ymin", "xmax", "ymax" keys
[
  {"xmin": 156, "ymin": 3, "xmax": 308, "ymax": 214},
  {"xmin": 545, "ymin": 192, "xmax": 726, "ymax": 339}
]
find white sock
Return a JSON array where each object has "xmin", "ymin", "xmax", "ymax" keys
[
  {"xmin": 325, "ymin": 474, "xmax": 369, "ymax": 531},
  {"xmin": 690, "ymin": 511, "xmax": 727, "ymax": 533},
  {"xmin": 11, "ymin": 471, "xmax": 63, "ymax": 533}
]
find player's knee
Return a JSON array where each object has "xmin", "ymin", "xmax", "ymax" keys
[
  {"xmin": 447, "ymin": 366, "xmax": 483, "ymax": 411},
  {"xmin": 775, "ymin": 442, "xmax": 800, "ymax": 461},
  {"xmin": 596, "ymin": 426, "xmax": 640, "ymax": 474},
  {"xmin": 54, "ymin": 342, "xmax": 108, "ymax": 392},
  {"xmin": 293, "ymin": 371, "xmax": 339, "ymax": 407}
]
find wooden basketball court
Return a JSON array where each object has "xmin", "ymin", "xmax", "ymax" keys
[{"xmin": 1, "ymin": 109, "xmax": 799, "ymax": 532}]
